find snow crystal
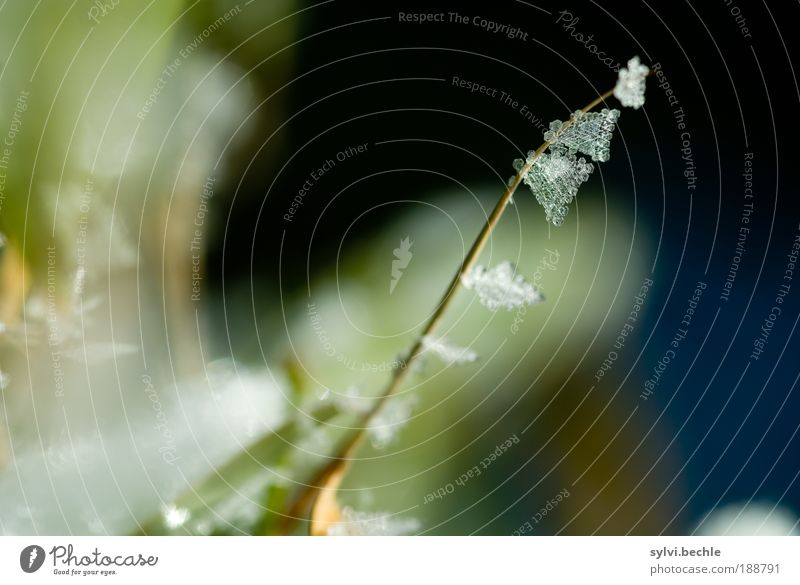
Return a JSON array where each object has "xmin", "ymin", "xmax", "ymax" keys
[
  {"xmin": 161, "ymin": 504, "xmax": 190, "ymax": 529},
  {"xmin": 328, "ymin": 386, "xmax": 372, "ymax": 415},
  {"xmin": 327, "ymin": 506, "xmax": 420, "ymax": 535},
  {"xmin": 696, "ymin": 502, "xmax": 799, "ymax": 536},
  {"xmin": 368, "ymin": 394, "xmax": 417, "ymax": 449},
  {"xmin": 544, "ymin": 108, "xmax": 620, "ymax": 162},
  {"xmin": 461, "ymin": 261, "xmax": 543, "ymax": 311},
  {"xmin": 614, "ymin": 56, "xmax": 649, "ymax": 109},
  {"xmin": 421, "ymin": 335, "xmax": 478, "ymax": 365},
  {"xmin": 514, "ymin": 146, "xmax": 593, "ymax": 226}
]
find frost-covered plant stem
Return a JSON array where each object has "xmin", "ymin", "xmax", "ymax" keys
[{"xmin": 286, "ymin": 86, "xmax": 619, "ymax": 535}]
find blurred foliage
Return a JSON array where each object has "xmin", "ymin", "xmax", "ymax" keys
[
  {"xmin": 136, "ymin": 188, "xmax": 662, "ymax": 535},
  {"xmin": 0, "ymin": 0, "xmax": 297, "ymax": 534},
  {"xmin": 1, "ymin": 1, "xmax": 688, "ymax": 536}
]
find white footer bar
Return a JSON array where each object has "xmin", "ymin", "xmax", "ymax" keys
[{"xmin": 1, "ymin": 536, "xmax": 797, "ymax": 584}]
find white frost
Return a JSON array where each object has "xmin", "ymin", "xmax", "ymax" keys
[
  {"xmin": 544, "ymin": 108, "xmax": 620, "ymax": 162},
  {"xmin": 614, "ymin": 56, "xmax": 649, "ymax": 109},
  {"xmin": 461, "ymin": 261, "xmax": 543, "ymax": 311},
  {"xmin": 695, "ymin": 502, "xmax": 799, "ymax": 536},
  {"xmin": 421, "ymin": 335, "xmax": 478, "ymax": 365},
  {"xmin": 327, "ymin": 506, "xmax": 420, "ymax": 536},
  {"xmin": 368, "ymin": 394, "xmax": 417, "ymax": 449},
  {"xmin": 161, "ymin": 504, "xmax": 190, "ymax": 530},
  {"xmin": 514, "ymin": 146, "xmax": 593, "ymax": 226}
]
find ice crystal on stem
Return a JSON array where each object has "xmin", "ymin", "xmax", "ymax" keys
[
  {"xmin": 320, "ymin": 385, "xmax": 372, "ymax": 415},
  {"xmin": 161, "ymin": 504, "xmax": 190, "ymax": 530},
  {"xmin": 544, "ymin": 108, "xmax": 620, "ymax": 162},
  {"xmin": 302, "ymin": 70, "xmax": 649, "ymax": 539},
  {"xmin": 335, "ymin": 386, "xmax": 372, "ymax": 414},
  {"xmin": 368, "ymin": 394, "xmax": 417, "ymax": 449},
  {"xmin": 461, "ymin": 261, "xmax": 543, "ymax": 311},
  {"xmin": 514, "ymin": 146, "xmax": 593, "ymax": 226},
  {"xmin": 327, "ymin": 506, "xmax": 421, "ymax": 535},
  {"xmin": 614, "ymin": 56, "xmax": 649, "ymax": 109},
  {"xmin": 421, "ymin": 335, "xmax": 478, "ymax": 365}
]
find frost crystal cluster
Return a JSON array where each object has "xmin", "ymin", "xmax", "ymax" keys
[
  {"xmin": 320, "ymin": 385, "xmax": 372, "ymax": 415},
  {"xmin": 462, "ymin": 261, "xmax": 543, "ymax": 311},
  {"xmin": 516, "ymin": 56, "xmax": 646, "ymax": 224},
  {"xmin": 327, "ymin": 506, "xmax": 421, "ymax": 536},
  {"xmin": 161, "ymin": 504, "xmax": 190, "ymax": 529},
  {"xmin": 614, "ymin": 56, "xmax": 649, "ymax": 109},
  {"xmin": 544, "ymin": 108, "xmax": 621, "ymax": 162},
  {"xmin": 368, "ymin": 394, "xmax": 417, "ymax": 449},
  {"xmin": 514, "ymin": 146, "xmax": 594, "ymax": 226},
  {"xmin": 421, "ymin": 335, "xmax": 478, "ymax": 365}
]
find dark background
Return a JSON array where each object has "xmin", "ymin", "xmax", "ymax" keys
[{"xmin": 204, "ymin": 0, "xmax": 798, "ymax": 533}]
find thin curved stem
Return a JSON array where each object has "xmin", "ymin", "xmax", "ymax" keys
[{"xmin": 283, "ymin": 85, "xmax": 618, "ymax": 534}]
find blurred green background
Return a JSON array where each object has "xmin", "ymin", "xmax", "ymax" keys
[{"xmin": 1, "ymin": 0, "xmax": 797, "ymax": 536}]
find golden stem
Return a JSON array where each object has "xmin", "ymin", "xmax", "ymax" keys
[{"xmin": 285, "ymin": 86, "xmax": 618, "ymax": 534}]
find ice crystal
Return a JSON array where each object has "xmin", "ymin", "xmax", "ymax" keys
[
  {"xmin": 421, "ymin": 335, "xmax": 478, "ymax": 365},
  {"xmin": 514, "ymin": 147, "xmax": 593, "ymax": 226},
  {"xmin": 327, "ymin": 506, "xmax": 421, "ymax": 535},
  {"xmin": 461, "ymin": 261, "xmax": 543, "ymax": 311},
  {"xmin": 327, "ymin": 385, "xmax": 372, "ymax": 415},
  {"xmin": 368, "ymin": 394, "xmax": 417, "ymax": 449},
  {"xmin": 614, "ymin": 56, "xmax": 649, "ymax": 109},
  {"xmin": 544, "ymin": 108, "xmax": 620, "ymax": 162},
  {"xmin": 85, "ymin": 515, "xmax": 105, "ymax": 535},
  {"xmin": 696, "ymin": 503, "xmax": 799, "ymax": 536},
  {"xmin": 161, "ymin": 504, "xmax": 190, "ymax": 529}
]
